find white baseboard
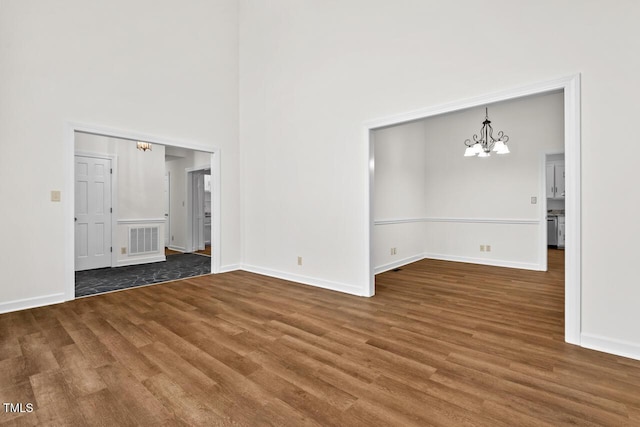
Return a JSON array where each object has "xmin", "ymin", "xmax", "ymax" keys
[
  {"xmin": 423, "ymin": 252, "xmax": 542, "ymax": 271},
  {"xmin": 0, "ymin": 293, "xmax": 66, "ymax": 314},
  {"xmin": 220, "ymin": 264, "xmax": 241, "ymax": 273},
  {"xmin": 581, "ymin": 333, "xmax": 640, "ymax": 362},
  {"xmin": 375, "ymin": 253, "xmax": 425, "ymax": 274},
  {"xmin": 167, "ymin": 245, "xmax": 186, "ymax": 252},
  {"xmin": 241, "ymin": 264, "xmax": 365, "ymax": 296},
  {"xmin": 375, "ymin": 253, "xmax": 542, "ymax": 274},
  {"xmin": 116, "ymin": 255, "xmax": 166, "ymax": 267}
]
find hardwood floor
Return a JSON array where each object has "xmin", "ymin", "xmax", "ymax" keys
[
  {"xmin": 164, "ymin": 247, "xmax": 183, "ymax": 256},
  {"xmin": 195, "ymin": 245, "xmax": 212, "ymax": 256},
  {"xmin": 166, "ymin": 245, "xmax": 211, "ymax": 256},
  {"xmin": 2, "ymin": 250, "xmax": 640, "ymax": 425}
]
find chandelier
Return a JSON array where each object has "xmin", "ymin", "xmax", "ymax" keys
[
  {"xmin": 464, "ymin": 108, "xmax": 509, "ymax": 157},
  {"xmin": 136, "ymin": 141, "xmax": 152, "ymax": 152}
]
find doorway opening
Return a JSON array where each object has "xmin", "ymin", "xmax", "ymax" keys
[
  {"xmin": 365, "ymin": 74, "xmax": 581, "ymax": 345},
  {"xmin": 186, "ymin": 167, "xmax": 212, "ymax": 255},
  {"xmin": 544, "ymin": 152, "xmax": 565, "ymax": 258},
  {"xmin": 65, "ymin": 124, "xmax": 221, "ymax": 300}
]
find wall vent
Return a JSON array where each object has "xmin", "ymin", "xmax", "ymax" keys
[{"xmin": 129, "ymin": 226, "xmax": 159, "ymax": 255}]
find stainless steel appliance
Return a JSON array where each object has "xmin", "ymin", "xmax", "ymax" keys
[
  {"xmin": 547, "ymin": 215, "xmax": 558, "ymax": 246},
  {"xmin": 557, "ymin": 215, "xmax": 565, "ymax": 248}
]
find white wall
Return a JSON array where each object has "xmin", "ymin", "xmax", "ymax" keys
[
  {"xmin": 373, "ymin": 93, "xmax": 563, "ymax": 271},
  {"xmin": 422, "ymin": 93, "xmax": 563, "ymax": 268},
  {"xmin": 239, "ymin": 1, "xmax": 640, "ymax": 353},
  {"xmin": 75, "ymin": 132, "xmax": 166, "ymax": 265},
  {"xmin": 0, "ymin": 0, "xmax": 239, "ymax": 311},
  {"xmin": 373, "ymin": 120, "xmax": 427, "ymax": 271}
]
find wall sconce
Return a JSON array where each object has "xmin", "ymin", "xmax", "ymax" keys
[{"xmin": 136, "ymin": 141, "xmax": 152, "ymax": 152}]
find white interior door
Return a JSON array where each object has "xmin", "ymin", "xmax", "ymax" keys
[
  {"xmin": 75, "ymin": 156, "xmax": 112, "ymax": 271},
  {"xmin": 164, "ymin": 172, "xmax": 170, "ymax": 247}
]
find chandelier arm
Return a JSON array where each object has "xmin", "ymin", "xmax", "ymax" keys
[
  {"xmin": 496, "ymin": 131, "xmax": 509, "ymax": 142},
  {"xmin": 486, "ymin": 123, "xmax": 496, "ymax": 142}
]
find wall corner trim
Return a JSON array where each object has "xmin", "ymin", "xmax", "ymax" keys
[
  {"xmin": 0, "ymin": 293, "xmax": 66, "ymax": 314},
  {"xmin": 375, "ymin": 253, "xmax": 543, "ymax": 275},
  {"xmin": 116, "ymin": 255, "xmax": 166, "ymax": 268},
  {"xmin": 423, "ymin": 253, "xmax": 542, "ymax": 271},
  {"xmin": 581, "ymin": 333, "xmax": 640, "ymax": 362},
  {"xmin": 375, "ymin": 254, "xmax": 425, "ymax": 274},
  {"xmin": 241, "ymin": 264, "xmax": 366, "ymax": 296},
  {"xmin": 220, "ymin": 264, "xmax": 241, "ymax": 273}
]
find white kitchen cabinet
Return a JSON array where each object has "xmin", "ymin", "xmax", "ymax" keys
[
  {"xmin": 546, "ymin": 161, "xmax": 565, "ymax": 199},
  {"xmin": 557, "ymin": 216, "xmax": 565, "ymax": 248},
  {"xmin": 546, "ymin": 164, "xmax": 554, "ymax": 198}
]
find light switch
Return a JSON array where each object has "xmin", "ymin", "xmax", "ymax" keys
[
  {"xmin": 51, "ymin": 190, "xmax": 61, "ymax": 202},
  {"xmin": 531, "ymin": 196, "xmax": 537, "ymax": 204}
]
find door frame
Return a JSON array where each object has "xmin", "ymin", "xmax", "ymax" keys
[
  {"xmin": 364, "ymin": 74, "xmax": 582, "ymax": 345},
  {"xmin": 185, "ymin": 166, "xmax": 211, "ymax": 253},
  {"xmin": 64, "ymin": 122, "xmax": 222, "ymax": 301},
  {"xmin": 164, "ymin": 171, "xmax": 171, "ymax": 248},
  {"xmin": 74, "ymin": 152, "xmax": 118, "ymax": 270},
  {"xmin": 540, "ymin": 150, "xmax": 566, "ymax": 270}
]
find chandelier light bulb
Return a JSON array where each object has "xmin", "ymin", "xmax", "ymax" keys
[{"xmin": 497, "ymin": 144, "xmax": 510, "ymax": 154}]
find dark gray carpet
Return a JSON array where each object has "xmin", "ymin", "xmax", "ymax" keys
[{"xmin": 75, "ymin": 253, "xmax": 211, "ymax": 297}]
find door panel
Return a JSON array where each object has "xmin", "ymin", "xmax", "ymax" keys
[
  {"xmin": 76, "ymin": 223, "xmax": 88, "ymax": 257},
  {"xmin": 75, "ymin": 156, "xmax": 112, "ymax": 271}
]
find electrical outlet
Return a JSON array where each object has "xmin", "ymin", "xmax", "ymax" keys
[
  {"xmin": 480, "ymin": 245, "xmax": 485, "ymax": 252},
  {"xmin": 172, "ymin": 235, "xmax": 174, "ymax": 242},
  {"xmin": 390, "ymin": 247, "xmax": 397, "ymax": 255},
  {"xmin": 297, "ymin": 256, "xmax": 302, "ymax": 266},
  {"xmin": 486, "ymin": 245, "xmax": 491, "ymax": 252},
  {"xmin": 121, "ymin": 247, "xmax": 127, "ymax": 254}
]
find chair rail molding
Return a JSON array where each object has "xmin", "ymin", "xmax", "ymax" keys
[
  {"xmin": 374, "ymin": 217, "xmax": 540, "ymax": 226},
  {"xmin": 117, "ymin": 218, "xmax": 166, "ymax": 224}
]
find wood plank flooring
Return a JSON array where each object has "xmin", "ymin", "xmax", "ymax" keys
[{"xmin": 2, "ymin": 250, "xmax": 640, "ymax": 425}]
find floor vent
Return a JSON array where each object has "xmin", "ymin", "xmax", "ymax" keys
[
  {"xmin": 129, "ymin": 226, "xmax": 159, "ymax": 255},
  {"xmin": 392, "ymin": 268, "xmax": 403, "ymax": 272}
]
